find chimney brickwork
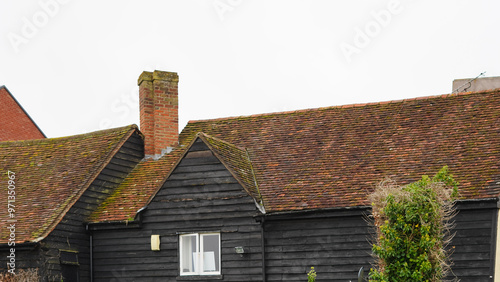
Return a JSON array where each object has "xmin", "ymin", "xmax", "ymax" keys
[{"xmin": 138, "ymin": 70, "xmax": 179, "ymax": 158}]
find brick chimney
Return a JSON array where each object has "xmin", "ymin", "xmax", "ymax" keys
[{"xmin": 138, "ymin": 70, "xmax": 179, "ymax": 158}]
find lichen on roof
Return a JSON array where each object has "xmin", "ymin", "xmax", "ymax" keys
[
  {"xmin": 0, "ymin": 125, "xmax": 138, "ymax": 243},
  {"xmin": 91, "ymin": 89, "xmax": 500, "ymax": 221},
  {"xmin": 88, "ymin": 145, "xmax": 186, "ymax": 223},
  {"xmin": 179, "ymin": 90, "xmax": 500, "ymax": 212}
]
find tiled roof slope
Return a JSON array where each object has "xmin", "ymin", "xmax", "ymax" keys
[
  {"xmin": 179, "ymin": 90, "xmax": 500, "ymax": 212},
  {"xmin": 91, "ymin": 89, "xmax": 500, "ymax": 221},
  {"xmin": 89, "ymin": 133, "xmax": 263, "ymax": 222},
  {"xmin": 0, "ymin": 86, "xmax": 45, "ymax": 141},
  {"xmin": 88, "ymin": 147, "xmax": 186, "ymax": 223},
  {"xmin": 0, "ymin": 125, "xmax": 137, "ymax": 243}
]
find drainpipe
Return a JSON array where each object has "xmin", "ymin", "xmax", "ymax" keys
[
  {"xmin": 261, "ymin": 217, "xmax": 266, "ymax": 282},
  {"xmin": 86, "ymin": 224, "xmax": 93, "ymax": 282},
  {"xmin": 90, "ymin": 233, "xmax": 93, "ymax": 282}
]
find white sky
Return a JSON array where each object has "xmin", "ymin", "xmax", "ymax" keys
[{"xmin": 1, "ymin": 0, "xmax": 499, "ymax": 138}]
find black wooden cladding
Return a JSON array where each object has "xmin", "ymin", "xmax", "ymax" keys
[
  {"xmin": 4, "ymin": 132, "xmax": 498, "ymax": 282},
  {"xmin": 88, "ymin": 137, "xmax": 497, "ymax": 281},
  {"xmin": 445, "ymin": 206, "xmax": 497, "ymax": 281},
  {"xmin": 6, "ymin": 133, "xmax": 145, "ymax": 281},
  {"xmin": 92, "ymin": 139, "xmax": 264, "ymax": 281},
  {"xmin": 261, "ymin": 203, "xmax": 497, "ymax": 282},
  {"xmin": 263, "ymin": 215, "xmax": 374, "ymax": 282}
]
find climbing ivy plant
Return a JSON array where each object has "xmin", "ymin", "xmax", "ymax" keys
[{"xmin": 369, "ymin": 166, "xmax": 458, "ymax": 282}]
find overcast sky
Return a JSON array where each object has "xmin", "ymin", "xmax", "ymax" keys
[{"xmin": 1, "ymin": 1, "xmax": 499, "ymax": 138}]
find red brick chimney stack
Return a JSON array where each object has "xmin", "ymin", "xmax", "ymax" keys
[{"xmin": 138, "ymin": 70, "xmax": 179, "ymax": 158}]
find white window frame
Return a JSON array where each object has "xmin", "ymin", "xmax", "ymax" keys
[{"xmin": 179, "ymin": 232, "xmax": 221, "ymax": 276}]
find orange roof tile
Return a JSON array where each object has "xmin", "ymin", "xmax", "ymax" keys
[
  {"xmin": 91, "ymin": 89, "xmax": 500, "ymax": 220},
  {"xmin": 88, "ymin": 147, "xmax": 185, "ymax": 223},
  {"xmin": 179, "ymin": 90, "xmax": 500, "ymax": 212},
  {"xmin": 0, "ymin": 125, "xmax": 137, "ymax": 243}
]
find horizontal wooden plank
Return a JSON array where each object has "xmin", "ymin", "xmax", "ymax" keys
[
  {"xmin": 145, "ymin": 203, "xmax": 257, "ymax": 216},
  {"xmin": 156, "ymin": 183, "xmax": 245, "ymax": 196},
  {"xmin": 117, "ymin": 145, "xmax": 144, "ymax": 158},
  {"xmin": 125, "ymin": 133, "xmax": 144, "ymax": 145},
  {"xmin": 184, "ymin": 150, "xmax": 214, "ymax": 159},
  {"xmin": 168, "ymin": 169, "xmax": 233, "ymax": 180},
  {"xmin": 161, "ymin": 176, "xmax": 239, "ymax": 188},
  {"xmin": 264, "ymin": 217, "xmax": 369, "ymax": 230},
  {"xmin": 108, "ymin": 157, "xmax": 139, "ymax": 169},
  {"xmin": 177, "ymin": 155, "xmax": 220, "ymax": 166},
  {"xmin": 151, "ymin": 191, "xmax": 251, "ymax": 204},
  {"xmin": 172, "ymin": 163, "xmax": 226, "ymax": 174},
  {"xmin": 100, "ymin": 166, "xmax": 132, "ymax": 179},
  {"xmin": 113, "ymin": 151, "xmax": 144, "ymax": 162}
]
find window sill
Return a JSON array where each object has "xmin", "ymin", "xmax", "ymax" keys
[{"xmin": 177, "ymin": 275, "xmax": 223, "ymax": 280}]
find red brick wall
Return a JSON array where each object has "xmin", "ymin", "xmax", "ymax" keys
[
  {"xmin": 138, "ymin": 71, "xmax": 179, "ymax": 156},
  {"xmin": 0, "ymin": 87, "xmax": 45, "ymax": 141}
]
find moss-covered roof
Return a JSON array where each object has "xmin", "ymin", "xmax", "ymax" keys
[
  {"xmin": 89, "ymin": 132, "xmax": 263, "ymax": 222},
  {"xmin": 88, "ymin": 146, "xmax": 186, "ymax": 223},
  {"xmin": 0, "ymin": 125, "xmax": 138, "ymax": 243},
  {"xmin": 91, "ymin": 89, "xmax": 500, "ymax": 220},
  {"xmin": 179, "ymin": 90, "xmax": 500, "ymax": 212}
]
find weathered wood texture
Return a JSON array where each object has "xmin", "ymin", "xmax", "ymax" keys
[
  {"xmin": 263, "ymin": 202, "xmax": 497, "ymax": 282},
  {"xmin": 264, "ymin": 214, "xmax": 373, "ymax": 282},
  {"xmin": 0, "ymin": 244, "xmax": 41, "ymax": 273},
  {"xmin": 89, "ymin": 137, "xmax": 497, "ymax": 281},
  {"xmin": 446, "ymin": 203, "xmax": 497, "ymax": 281},
  {"xmin": 39, "ymin": 133, "xmax": 143, "ymax": 281},
  {"xmin": 92, "ymin": 139, "xmax": 263, "ymax": 281}
]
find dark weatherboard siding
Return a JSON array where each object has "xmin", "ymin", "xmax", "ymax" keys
[
  {"xmin": 92, "ymin": 138, "xmax": 264, "ymax": 281},
  {"xmin": 0, "ymin": 133, "xmax": 144, "ymax": 281},
  {"xmin": 262, "ymin": 209, "xmax": 374, "ymax": 282},
  {"xmin": 262, "ymin": 201, "xmax": 498, "ymax": 282},
  {"xmin": 447, "ymin": 200, "xmax": 498, "ymax": 282},
  {"xmin": 89, "ymin": 137, "xmax": 498, "ymax": 281},
  {"xmin": 42, "ymin": 132, "xmax": 144, "ymax": 281}
]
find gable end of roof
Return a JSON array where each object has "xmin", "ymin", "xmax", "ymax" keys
[
  {"xmin": 0, "ymin": 125, "xmax": 140, "ymax": 243},
  {"xmin": 197, "ymin": 133, "xmax": 264, "ymax": 212},
  {"xmin": 32, "ymin": 125, "xmax": 140, "ymax": 241}
]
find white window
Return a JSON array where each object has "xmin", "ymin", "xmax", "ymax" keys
[{"xmin": 179, "ymin": 233, "xmax": 221, "ymax": 276}]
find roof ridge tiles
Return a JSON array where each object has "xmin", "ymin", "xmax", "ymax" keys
[
  {"xmin": 187, "ymin": 89, "xmax": 499, "ymax": 124},
  {"xmin": 0, "ymin": 124, "xmax": 139, "ymax": 146}
]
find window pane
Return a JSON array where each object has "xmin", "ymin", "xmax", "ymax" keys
[
  {"xmin": 201, "ymin": 234, "xmax": 220, "ymax": 273},
  {"xmin": 180, "ymin": 235, "xmax": 198, "ymax": 273}
]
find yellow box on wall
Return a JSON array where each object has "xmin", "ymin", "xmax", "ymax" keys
[{"xmin": 151, "ymin": 235, "xmax": 160, "ymax": 251}]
